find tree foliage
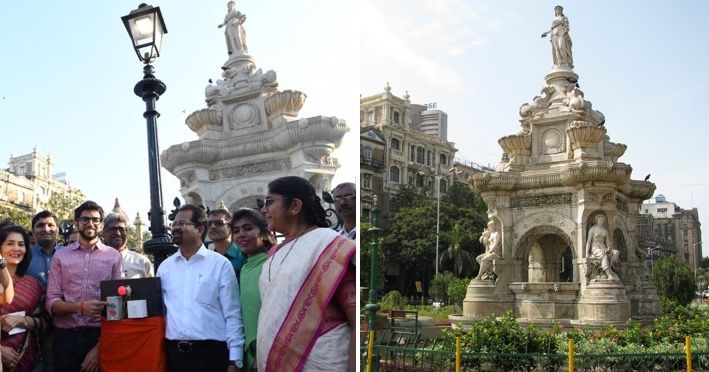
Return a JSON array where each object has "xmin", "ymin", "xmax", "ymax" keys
[
  {"xmin": 380, "ymin": 181, "xmax": 487, "ymax": 296},
  {"xmin": 652, "ymin": 256, "xmax": 696, "ymax": 306},
  {"xmin": 48, "ymin": 189, "xmax": 84, "ymax": 223},
  {"xmin": 440, "ymin": 223, "xmax": 475, "ymax": 276},
  {"xmin": 447, "ymin": 276, "xmax": 470, "ymax": 307},
  {"xmin": 429, "ymin": 272, "xmax": 455, "ymax": 303},
  {"xmin": 0, "ymin": 206, "xmax": 31, "ymax": 229},
  {"xmin": 359, "ymin": 221, "xmax": 385, "ymax": 291}
]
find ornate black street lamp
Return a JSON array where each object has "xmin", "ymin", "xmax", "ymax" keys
[{"xmin": 122, "ymin": 4, "xmax": 176, "ymax": 270}]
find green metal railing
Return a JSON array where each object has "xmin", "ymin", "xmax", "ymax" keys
[{"xmin": 362, "ymin": 336, "xmax": 709, "ymax": 371}]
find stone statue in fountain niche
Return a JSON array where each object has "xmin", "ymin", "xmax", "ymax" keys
[
  {"xmin": 218, "ymin": 1, "xmax": 248, "ymax": 55},
  {"xmin": 585, "ymin": 214, "xmax": 621, "ymax": 283},
  {"xmin": 475, "ymin": 220, "xmax": 502, "ymax": 281},
  {"xmin": 541, "ymin": 5, "xmax": 573, "ymax": 69}
]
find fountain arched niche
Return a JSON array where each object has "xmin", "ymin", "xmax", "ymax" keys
[{"xmin": 508, "ymin": 224, "xmax": 581, "ymax": 323}]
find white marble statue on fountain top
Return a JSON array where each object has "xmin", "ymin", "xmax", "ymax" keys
[
  {"xmin": 541, "ymin": 5, "xmax": 573, "ymax": 70},
  {"xmin": 218, "ymin": 1, "xmax": 248, "ymax": 56}
]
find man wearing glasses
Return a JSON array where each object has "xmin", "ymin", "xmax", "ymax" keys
[
  {"xmin": 208, "ymin": 203, "xmax": 246, "ymax": 279},
  {"xmin": 332, "ymin": 182, "xmax": 356, "ymax": 240},
  {"xmin": 159, "ymin": 204, "xmax": 244, "ymax": 371},
  {"xmin": 103, "ymin": 211, "xmax": 154, "ymax": 278},
  {"xmin": 46, "ymin": 201, "xmax": 123, "ymax": 372}
]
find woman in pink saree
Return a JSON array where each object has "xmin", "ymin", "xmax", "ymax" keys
[{"xmin": 257, "ymin": 176, "xmax": 356, "ymax": 371}]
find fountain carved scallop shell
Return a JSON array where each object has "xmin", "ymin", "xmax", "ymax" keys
[
  {"xmin": 264, "ymin": 90, "xmax": 307, "ymax": 122},
  {"xmin": 185, "ymin": 108, "xmax": 223, "ymax": 135}
]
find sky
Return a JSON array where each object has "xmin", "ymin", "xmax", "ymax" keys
[
  {"xmin": 360, "ymin": 0, "xmax": 709, "ymax": 255},
  {"xmin": 0, "ymin": 1, "xmax": 358, "ymax": 227}
]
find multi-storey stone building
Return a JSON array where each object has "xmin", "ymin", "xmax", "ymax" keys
[
  {"xmin": 360, "ymin": 85, "xmax": 457, "ymax": 222},
  {"xmin": 1, "ymin": 148, "xmax": 84, "ymax": 215},
  {"xmin": 638, "ymin": 194, "xmax": 702, "ymax": 270}
]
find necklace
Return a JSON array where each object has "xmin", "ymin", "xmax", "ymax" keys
[{"xmin": 267, "ymin": 226, "xmax": 313, "ymax": 281}]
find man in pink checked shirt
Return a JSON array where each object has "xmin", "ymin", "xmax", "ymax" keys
[{"xmin": 45, "ymin": 201, "xmax": 123, "ymax": 372}]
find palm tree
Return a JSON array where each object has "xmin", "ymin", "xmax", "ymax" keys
[{"xmin": 440, "ymin": 223, "xmax": 475, "ymax": 276}]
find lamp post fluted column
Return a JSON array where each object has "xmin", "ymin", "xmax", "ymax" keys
[
  {"xmin": 134, "ymin": 64, "xmax": 176, "ymax": 270},
  {"xmin": 365, "ymin": 195, "xmax": 381, "ymax": 371}
]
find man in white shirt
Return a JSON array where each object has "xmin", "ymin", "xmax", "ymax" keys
[
  {"xmin": 158, "ymin": 204, "xmax": 244, "ymax": 372},
  {"xmin": 103, "ymin": 212, "xmax": 154, "ymax": 278},
  {"xmin": 333, "ymin": 182, "xmax": 356, "ymax": 240}
]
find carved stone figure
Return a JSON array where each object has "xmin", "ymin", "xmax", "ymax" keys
[
  {"xmin": 475, "ymin": 220, "xmax": 502, "ymax": 280},
  {"xmin": 541, "ymin": 6, "xmax": 573, "ymax": 69},
  {"xmin": 218, "ymin": 1, "xmax": 248, "ymax": 55},
  {"xmin": 585, "ymin": 214, "xmax": 621, "ymax": 282}
]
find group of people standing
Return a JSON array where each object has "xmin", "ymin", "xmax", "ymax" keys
[{"xmin": 0, "ymin": 175, "xmax": 356, "ymax": 371}]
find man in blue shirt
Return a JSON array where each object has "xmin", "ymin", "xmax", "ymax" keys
[
  {"xmin": 27, "ymin": 210, "xmax": 61, "ymax": 288},
  {"xmin": 208, "ymin": 204, "xmax": 246, "ymax": 280},
  {"xmin": 26, "ymin": 209, "xmax": 61, "ymax": 372}
]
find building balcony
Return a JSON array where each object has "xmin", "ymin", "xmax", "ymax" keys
[{"xmin": 360, "ymin": 156, "xmax": 385, "ymax": 169}]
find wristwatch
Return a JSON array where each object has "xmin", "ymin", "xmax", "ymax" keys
[
  {"xmin": 228, "ymin": 360, "xmax": 243, "ymax": 368},
  {"xmin": 0, "ymin": 258, "xmax": 6, "ymax": 269}
]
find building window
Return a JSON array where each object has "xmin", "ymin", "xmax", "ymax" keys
[
  {"xmin": 426, "ymin": 150, "xmax": 432, "ymax": 166},
  {"xmin": 440, "ymin": 154, "xmax": 447, "ymax": 166},
  {"xmin": 362, "ymin": 174, "xmax": 372, "ymax": 189},
  {"xmin": 362, "ymin": 208, "xmax": 371, "ymax": 221},
  {"xmin": 391, "ymin": 138, "xmax": 400, "ymax": 150},
  {"xmin": 416, "ymin": 174, "xmax": 424, "ymax": 187},
  {"xmin": 363, "ymin": 145, "xmax": 372, "ymax": 161},
  {"xmin": 440, "ymin": 179, "xmax": 447, "ymax": 193},
  {"xmin": 393, "ymin": 111, "xmax": 400, "ymax": 124},
  {"xmin": 410, "ymin": 145, "xmax": 415, "ymax": 161},
  {"xmin": 390, "ymin": 166, "xmax": 400, "ymax": 183},
  {"xmin": 657, "ymin": 208, "xmax": 667, "ymax": 213},
  {"xmin": 416, "ymin": 147, "xmax": 425, "ymax": 164}
]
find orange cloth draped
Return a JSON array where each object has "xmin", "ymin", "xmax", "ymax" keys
[{"xmin": 99, "ymin": 317, "xmax": 166, "ymax": 372}]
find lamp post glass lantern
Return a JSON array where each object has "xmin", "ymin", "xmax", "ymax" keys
[
  {"xmin": 121, "ymin": 3, "xmax": 167, "ymax": 63},
  {"xmin": 122, "ymin": 3, "xmax": 176, "ymax": 270}
]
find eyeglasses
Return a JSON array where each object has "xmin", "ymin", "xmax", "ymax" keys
[
  {"xmin": 263, "ymin": 198, "xmax": 282, "ymax": 208},
  {"xmin": 77, "ymin": 217, "xmax": 102, "ymax": 225},
  {"xmin": 106, "ymin": 227, "xmax": 127, "ymax": 234},
  {"xmin": 208, "ymin": 220, "xmax": 228, "ymax": 227},
  {"xmin": 333, "ymin": 193, "xmax": 356, "ymax": 201},
  {"xmin": 171, "ymin": 221, "xmax": 198, "ymax": 228}
]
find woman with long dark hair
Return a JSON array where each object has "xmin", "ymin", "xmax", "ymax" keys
[
  {"xmin": 256, "ymin": 176, "xmax": 356, "ymax": 371},
  {"xmin": 0, "ymin": 225, "xmax": 44, "ymax": 372}
]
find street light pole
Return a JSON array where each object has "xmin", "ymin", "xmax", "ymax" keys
[
  {"xmin": 135, "ymin": 64, "xmax": 176, "ymax": 270},
  {"xmin": 365, "ymin": 195, "xmax": 382, "ymax": 371},
  {"xmin": 122, "ymin": 4, "xmax": 176, "ymax": 270},
  {"xmin": 435, "ymin": 174, "xmax": 441, "ymax": 275}
]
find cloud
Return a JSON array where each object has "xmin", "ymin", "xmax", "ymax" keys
[{"xmin": 360, "ymin": 0, "xmax": 500, "ymax": 94}]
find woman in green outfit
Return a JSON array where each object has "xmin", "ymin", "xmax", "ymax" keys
[{"xmin": 231, "ymin": 208, "xmax": 275, "ymax": 371}]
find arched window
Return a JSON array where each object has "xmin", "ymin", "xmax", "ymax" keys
[
  {"xmin": 439, "ymin": 179, "xmax": 448, "ymax": 193},
  {"xmin": 363, "ymin": 145, "xmax": 372, "ymax": 160},
  {"xmin": 390, "ymin": 166, "xmax": 400, "ymax": 183},
  {"xmin": 393, "ymin": 111, "xmax": 400, "ymax": 124},
  {"xmin": 391, "ymin": 138, "xmax": 401, "ymax": 150},
  {"xmin": 439, "ymin": 154, "xmax": 447, "ymax": 166}
]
